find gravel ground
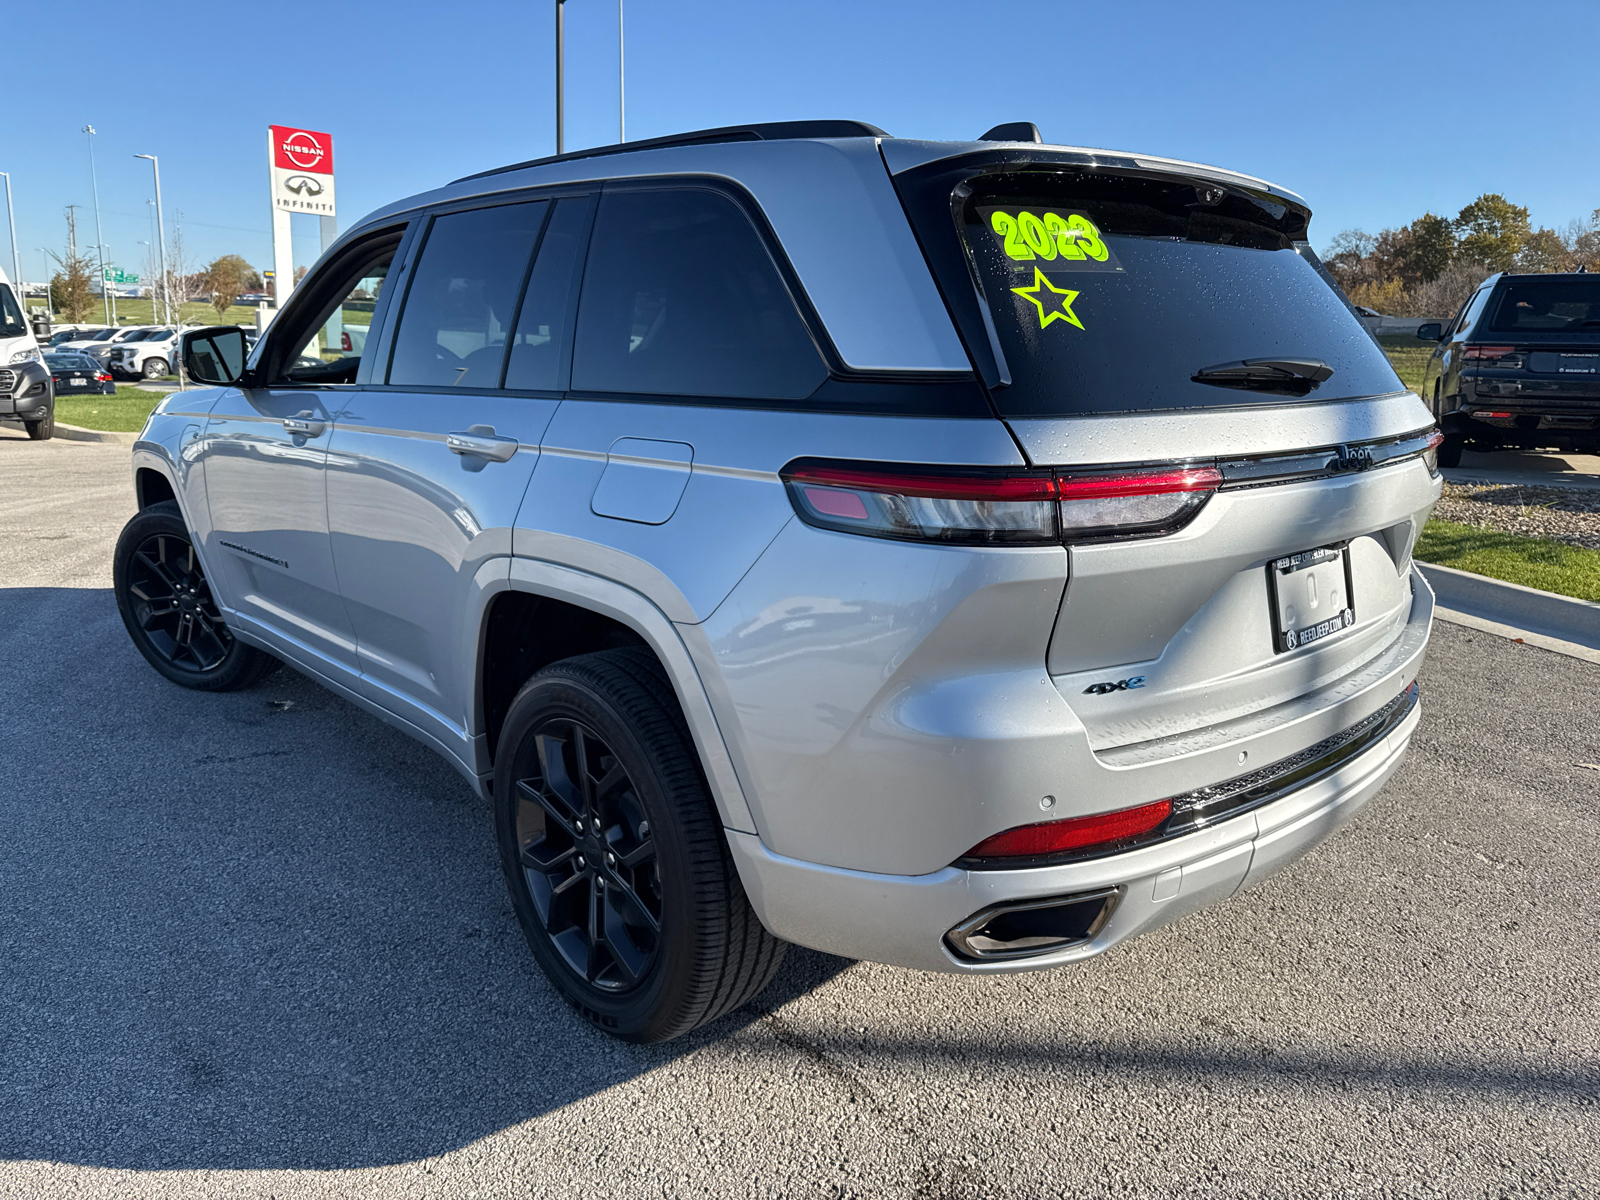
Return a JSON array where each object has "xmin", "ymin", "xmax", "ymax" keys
[
  {"xmin": 1433, "ymin": 481, "xmax": 1600, "ymax": 550},
  {"xmin": 3, "ymin": 431, "xmax": 1598, "ymax": 1199}
]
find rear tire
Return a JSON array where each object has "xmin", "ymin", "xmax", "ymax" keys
[
  {"xmin": 494, "ymin": 647, "xmax": 786, "ymax": 1043},
  {"xmin": 113, "ymin": 501, "xmax": 281, "ymax": 691},
  {"xmin": 24, "ymin": 409, "xmax": 53, "ymax": 440},
  {"xmin": 1436, "ymin": 434, "xmax": 1464, "ymax": 469}
]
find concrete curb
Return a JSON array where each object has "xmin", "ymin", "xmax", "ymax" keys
[
  {"xmin": 53, "ymin": 422, "xmax": 138, "ymax": 445},
  {"xmin": 1416, "ymin": 561, "xmax": 1600, "ymax": 656}
]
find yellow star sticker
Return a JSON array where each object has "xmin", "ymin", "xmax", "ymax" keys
[{"xmin": 1011, "ymin": 267, "xmax": 1084, "ymax": 330}]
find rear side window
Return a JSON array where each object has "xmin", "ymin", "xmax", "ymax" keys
[
  {"xmin": 571, "ymin": 187, "xmax": 827, "ymax": 401},
  {"xmin": 388, "ymin": 201, "xmax": 548, "ymax": 389},
  {"xmin": 926, "ymin": 169, "xmax": 1402, "ymax": 416},
  {"xmin": 1486, "ymin": 278, "xmax": 1600, "ymax": 334}
]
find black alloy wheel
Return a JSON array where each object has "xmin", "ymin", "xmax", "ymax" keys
[
  {"xmin": 514, "ymin": 716, "xmax": 663, "ymax": 990},
  {"xmin": 113, "ymin": 501, "xmax": 280, "ymax": 691},
  {"xmin": 495, "ymin": 648, "xmax": 786, "ymax": 1042}
]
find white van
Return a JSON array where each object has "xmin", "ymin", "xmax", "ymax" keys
[{"xmin": 0, "ymin": 267, "xmax": 53, "ymax": 439}]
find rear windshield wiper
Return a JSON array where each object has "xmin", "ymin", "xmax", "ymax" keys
[{"xmin": 1191, "ymin": 358, "xmax": 1333, "ymax": 396}]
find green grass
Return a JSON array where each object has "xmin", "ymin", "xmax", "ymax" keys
[
  {"xmin": 43, "ymin": 298, "xmax": 263, "ymax": 329},
  {"xmin": 1378, "ymin": 334, "xmax": 1434, "ymax": 393},
  {"xmin": 1415, "ymin": 518, "xmax": 1600, "ymax": 603},
  {"xmin": 54, "ymin": 386, "xmax": 166, "ymax": 433}
]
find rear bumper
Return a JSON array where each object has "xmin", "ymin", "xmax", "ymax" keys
[
  {"xmin": 728, "ymin": 568, "xmax": 1434, "ymax": 974},
  {"xmin": 732, "ymin": 696, "xmax": 1418, "ymax": 973}
]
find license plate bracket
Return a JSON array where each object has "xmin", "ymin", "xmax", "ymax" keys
[{"xmin": 1267, "ymin": 544, "xmax": 1355, "ymax": 654}]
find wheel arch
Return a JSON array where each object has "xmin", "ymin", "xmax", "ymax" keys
[{"xmin": 483, "ymin": 559, "xmax": 758, "ymax": 835}]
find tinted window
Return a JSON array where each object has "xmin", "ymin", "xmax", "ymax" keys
[
  {"xmin": 388, "ymin": 201, "xmax": 547, "ymax": 388},
  {"xmin": 571, "ymin": 188, "xmax": 826, "ymax": 400},
  {"xmin": 945, "ymin": 173, "xmax": 1401, "ymax": 416},
  {"xmin": 1486, "ymin": 278, "xmax": 1600, "ymax": 334},
  {"xmin": 0, "ymin": 286, "xmax": 25, "ymax": 338},
  {"xmin": 504, "ymin": 198, "xmax": 587, "ymax": 392}
]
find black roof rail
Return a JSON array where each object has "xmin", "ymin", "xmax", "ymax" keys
[{"xmin": 456, "ymin": 120, "xmax": 891, "ymax": 184}]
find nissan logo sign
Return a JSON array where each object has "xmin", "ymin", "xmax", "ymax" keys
[{"xmin": 280, "ymin": 131, "xmax": 327, "ymax": 170}]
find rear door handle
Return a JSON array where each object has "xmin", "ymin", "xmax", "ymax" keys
[
  {"xmin": 447, "ymin": 425, "xmax": 519, "ymax": 463},
  {"xmin": 282, "ymin": 412, "xmax": 326, "ymax": 437}
]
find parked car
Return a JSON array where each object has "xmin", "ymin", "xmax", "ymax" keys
[
  {"xmin": 58, "ymin": 325, "xmax": 154, "ymax": 369},
  {"xmin": 47, "ymin": 325, "xmax": 106, "ymax": 346},
  {"xmin": 0, "ymin": 265, "xmax": 52, "ymax": 439},
  {"xmin": 123, "ymin": 120, "xmax": 1441, "ymax": 1043},
  {"xmin": 1419, "ymin": 271, "xmax": 1600, "ymax": 467},
  {"xmin": 45, "ymin": 351, "xmax": 115, "ymax": 395},
  {"xmin": 338, "ymin": 324, "xmax": 369, "ymax": 354},
  {"xmin": 110, "ymin": 327, "xmax": 183, "ymax": 379}
]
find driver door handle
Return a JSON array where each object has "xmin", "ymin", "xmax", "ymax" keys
[
  {"xmin": 447, "ymin": 425, "xmax": 519, "ymax": 463},
  {"xmin": 282, "ymin": 412, "xmax": 326, "ymax": 437}
]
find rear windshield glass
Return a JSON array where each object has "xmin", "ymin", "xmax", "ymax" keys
[
  {"xmin": 1486, "ymin": 279, "xmax": 1600, "ymax": 334},
  {"xmin": 956, "ymin": 172, "xmax": 1401, "ymax": 416}
]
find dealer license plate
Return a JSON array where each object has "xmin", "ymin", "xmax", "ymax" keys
[{"xmin": 1267, "ymin": 545, "xmax": 1355, "ymax": 654}]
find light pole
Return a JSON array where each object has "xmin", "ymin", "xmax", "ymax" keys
[
  {"xmin": 83, "ymin": 125, "xmax": 114, "ymax": 324},
  {"xmin": 556, "ymin": 0, "xmax": 567, "ymax": 154},
  {"xmin": 0, "ymin": 172, "xmax": 19, "ymax": 290},
  {"xmin": 135, "ymin": 154, "xmax": 170, "ymax": 326}
]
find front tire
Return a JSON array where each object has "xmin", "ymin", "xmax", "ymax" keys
[
  {"xmin": 143, "ymin": 357, "xmax": 168, "ymax": 379},
  {"xmin": 24, "ymin": 409, "xmax": 53, "ymax": 440},
  {"xmin": 494, "ymin": 648, "xmax": 786, "ymax": 1043},
  {"xmin": 113, "ymin": 501, "xmax": 281, "ymax": 691}
]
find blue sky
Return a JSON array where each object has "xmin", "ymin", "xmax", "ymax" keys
[{"xmin": 5, "ymin": 0, "xmax": 1598, "ymax": 284}]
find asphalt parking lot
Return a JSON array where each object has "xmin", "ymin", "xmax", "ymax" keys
[{"xmin": 2, "ymin": 428, "xmax": 1597, "ymax": 1199}]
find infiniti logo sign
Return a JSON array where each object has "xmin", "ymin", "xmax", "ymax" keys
[{"xmin": 283, "ymin": 175, "xmax": 324, "ymax": 196}]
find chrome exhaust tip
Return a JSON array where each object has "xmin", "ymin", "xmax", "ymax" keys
[{"xmin": 945, "ymin": 887, "xmax": 1120, "ymax": 962}]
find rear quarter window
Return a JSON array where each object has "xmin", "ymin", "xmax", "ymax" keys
[{"xmin": 571, "ymin": 187, "xmax": 827, "ymax": 401}]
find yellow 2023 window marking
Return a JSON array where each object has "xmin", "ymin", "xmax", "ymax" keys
[
  {"xmin": 1012, "ymin": 267, "xmax": 1084, "ymax": 331},
  {"xmin": 990, "ymin": 210, "xmax": 1110, "ymax": 262}
]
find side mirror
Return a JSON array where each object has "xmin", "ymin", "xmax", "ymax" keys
[
  {"xmin": 1415, "ymin": 323, "xmax": 1443, "ymax": 342},
  {"xmin": 182, "ymin": 326, "xmax": 248, "ymax": 385}
]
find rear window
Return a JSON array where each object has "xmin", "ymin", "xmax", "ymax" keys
[
  {"xmin": 1486, "ymin": 278, "xmax": 1600, "ymax": 334},
  {"xmin": 947, "ymin": 171, "xmax": 1402, "ymax": 417}
]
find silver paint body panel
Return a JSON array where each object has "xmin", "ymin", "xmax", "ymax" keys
[{"xmin": 129, "ymin": 132, "xmax": 1440, "ymax": 976}]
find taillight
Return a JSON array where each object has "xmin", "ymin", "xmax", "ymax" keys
[
  {"xmin": 963, "ymin": 801, "xmax": 1172, "ymax": 860},
  {"xmin": 341, "ymin": 332, "xmax": 352, "ymax": 352},
  {"xmin": 1422, "ymin": 430, "xmax": 1444, "ymax": 475},
  {"xmin": 781, "ymin": 460, "xmax": 1221, "ymax": 545},
  {"xmin": 98, "ymin": 373, "xmax": 112, "ymax": 382},
  {"xmin": 1055, "ymin": 467, "xmax": 1221, "ymax": 539},
  {"xmin": 1474, "ymin": 410, "xmax": 1513, "ymax": 419},
  {"xmin": 1462, "ymin": 345, "xmax": 1515, "ymax": 360}
]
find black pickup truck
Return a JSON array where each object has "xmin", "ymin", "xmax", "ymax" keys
[{"xmin": 1420, "ymin": 271, "xmax": 1600, "ymax": 467}]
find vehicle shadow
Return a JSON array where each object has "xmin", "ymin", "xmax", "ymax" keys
[{"xmin": 0, "ymin": 585, "xmax": 853, "ymax": 1171}]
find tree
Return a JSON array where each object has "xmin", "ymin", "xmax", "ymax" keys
[
  {"xmin": 48, "ymin": 252, "xmax": 99, "ymax": 322},
  {"xmin": 1453, "ymin": 194, "xmax": 1531, "ymax": 272},
  {"xmin": 204, "ymin": 254, "xmax": 255, "ymax": 315},
  {"xmin": 1405, "ymin": 213, "xmax": 1455, "ymax": 283},
  {"xmin": 1516, "ymin": 228, "xmax": 1572, "ymax": 273}
]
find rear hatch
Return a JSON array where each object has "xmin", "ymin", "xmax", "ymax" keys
[
  {"xmin": 891, "ymin": 149, "xmax": 1440, "ymax": 757},
  {"xmin": 1465, "ymin": 275, "xmax": 1600, "ymax": 423}
]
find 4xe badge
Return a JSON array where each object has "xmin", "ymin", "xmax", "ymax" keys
[{"xmin": 1083, "ymin": 676, "xmax": 1145, "ymax": 695}]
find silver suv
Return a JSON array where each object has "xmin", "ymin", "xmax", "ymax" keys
[{"xmin": 116, "ymin": 120, "xmax": 1440, "ymax": 1042}]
